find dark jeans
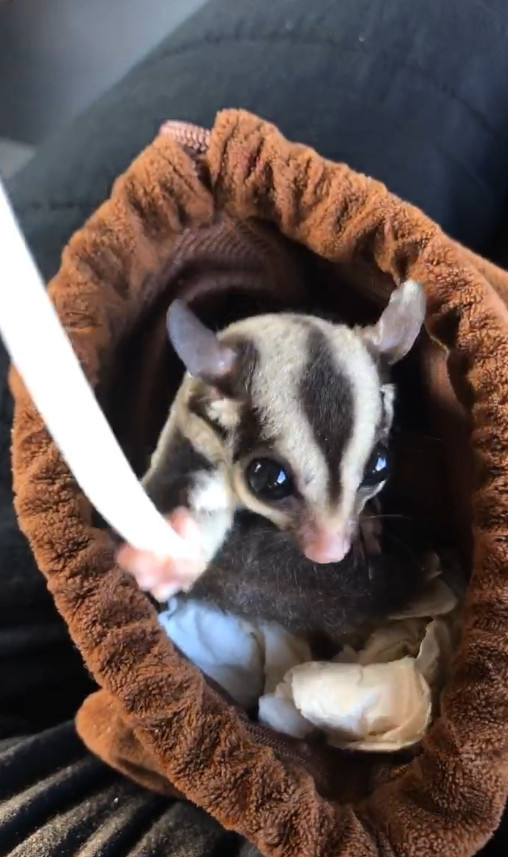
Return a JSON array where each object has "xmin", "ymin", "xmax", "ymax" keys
[{"xmin": 2, "ymin": 1, "xmax": 508, "ymax": 854}]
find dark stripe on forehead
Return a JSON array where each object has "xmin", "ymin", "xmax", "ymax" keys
[{"xmin": 299, "ymin": 326, "xmax": 354, "ymax": 503}]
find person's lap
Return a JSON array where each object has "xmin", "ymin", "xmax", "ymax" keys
[{"xmin": 2, "ymin": 0, "xmax": 508, "ymax": 854}]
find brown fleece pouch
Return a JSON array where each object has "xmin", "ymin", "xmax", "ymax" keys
[{"xmin": 9, "ymin": 111, "xmax": 508, "ymax": 857}]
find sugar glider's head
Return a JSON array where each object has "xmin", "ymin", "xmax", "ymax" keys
[{"xmin": 167, "ymin": 281, "xmax": 426, "ymax": 564}]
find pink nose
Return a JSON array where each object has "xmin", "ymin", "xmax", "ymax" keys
[{"xmin": 302, "ymin": 530, "xmax": 351, "ymax": 564}]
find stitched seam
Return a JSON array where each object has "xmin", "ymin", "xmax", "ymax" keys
[{"xmin": 162, "ymin": 33, "xmax": 508, "ymax": 147}]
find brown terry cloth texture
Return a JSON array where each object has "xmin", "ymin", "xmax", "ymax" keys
[{"xmin": 8, "ymin": 110, "xmax": 508, "ymax": 857}]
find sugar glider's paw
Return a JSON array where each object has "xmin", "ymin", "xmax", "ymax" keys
[{"xmin": 116, "ymin": 507, "xmax": 205, "ymax": 602}]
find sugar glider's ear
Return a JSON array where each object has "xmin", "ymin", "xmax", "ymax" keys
[
  {"xmin": 361, "ymin": 280, "xmax": 426, "ymax": 365},
  {"xmin": 167, "ymin": 300, "xmax": 237, "ymax": 384}
]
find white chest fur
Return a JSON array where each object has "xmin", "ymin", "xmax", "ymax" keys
[{"xmin": 188, "ymin": 469, "xmax": 235, "ymax": 564}]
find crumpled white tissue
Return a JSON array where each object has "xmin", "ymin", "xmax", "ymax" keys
[
  {"xmin": 159, "ymin": 561, "xmax": 460, "ymax": 752},
  {"xmin": 259, "ymin": 617, "xmax": 455, "ymax": 751}
]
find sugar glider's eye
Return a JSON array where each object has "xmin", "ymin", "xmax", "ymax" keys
[
  {"xmin": 362, "ymin": 443, "xmax": 389, "ymax": 488},
  {"xmin": 245, "ymin": 458, "xmax": 293, "ymax": 501}
]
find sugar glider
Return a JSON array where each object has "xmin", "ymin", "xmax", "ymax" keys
[{"xmin": 117, "ymin": 280, "xmax": 427, "ymax": 632}]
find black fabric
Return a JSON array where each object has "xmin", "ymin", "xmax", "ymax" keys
[
  {"xmin": 0, "ymin": 722, "xmax": 238, "ymax": 856},
  {"xmin": 2, "ymin": 0, "xmax": 508, "ymax": 854},
  {"xmin": 9, "ymin": 0, "xmax": 508, "ymax": 278}
]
